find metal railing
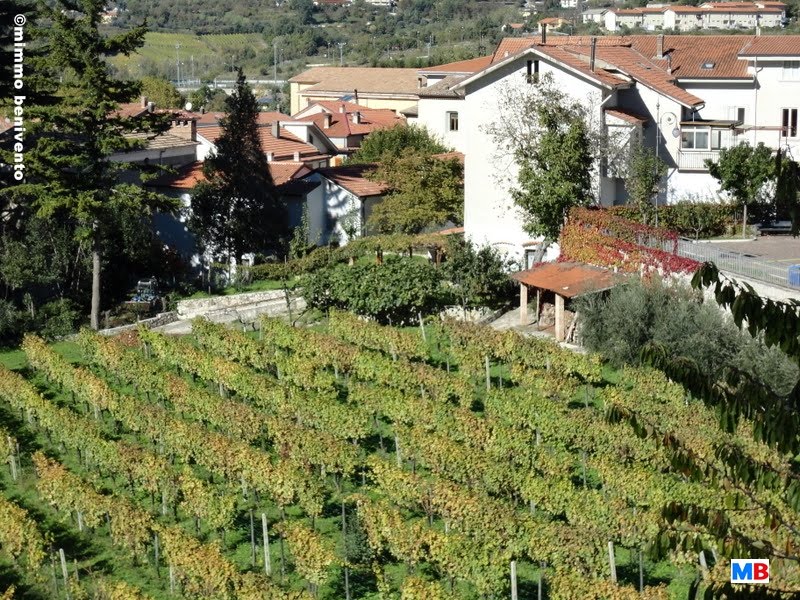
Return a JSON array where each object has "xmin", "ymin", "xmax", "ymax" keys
[
  {"xmin": 650, "ymin": 236, "xmax": 799, "ymax": 289},
  {"xmin": 677, "ymin": 150, "xmax": 720, "ymax": 171}
]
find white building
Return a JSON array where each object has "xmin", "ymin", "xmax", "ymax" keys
[
  {"xmin": 414, "ymin": 34, "xmax": 800, "ymax": 260},
  {"xmin": 602, "ymin": 2, "xmax": 786, "ymax": 31}
]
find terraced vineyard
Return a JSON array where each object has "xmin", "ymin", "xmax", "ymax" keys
[{"xmin": 0, "ymin": 310, "xmax": 798, "ymax": 598}]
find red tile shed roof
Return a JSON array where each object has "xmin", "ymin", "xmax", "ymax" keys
[
  {"xmin": 605, "ymin": 107, "xmax": 649, "ymax": 124},
  {"xmin": 510, "ymin": 261, "xmax": 623, "ymax": 298}
]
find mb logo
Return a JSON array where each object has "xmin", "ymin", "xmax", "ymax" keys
[{"xmin": 731, "ymin": 559, "xmax": 770, "ymax": 584}]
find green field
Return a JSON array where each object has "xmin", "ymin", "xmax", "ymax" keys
[{"xmin": 108, "ymin": 32, "xmax": 269, "ymax": 79}]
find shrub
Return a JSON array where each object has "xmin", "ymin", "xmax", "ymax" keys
[
  {"xmin": 575, "ymin": 277, "xmax": 798, "ymax": 395},
  {"xmin": 441, "ymin": 238, "xmax": 516, "ymax": 309},
  {"xmin": 37, "ymin": 299, "xmax": 81, "ymax": 340},
  {"xmin": 608, "ymin": 201, "xmax": 734, "ymax": 239},
  {"xmin": 302, "ymin": 256, "xmax": 445, "ymax": 324}
]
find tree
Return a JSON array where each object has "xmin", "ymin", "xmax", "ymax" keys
[
  {"xmin": 1, "ymin": 0, "xmax": 178, "ymax": 330},
  {"xmin": 189, "ymin": 69, "xmax": 287, "ymax": 267},
  {"xmin": 366, "ymin": 153, "xmax": 463, "ymax": 234},
  {"xmin": 625, "ymin": 143, "xmax": 667, "ymax": 225},
  {"xmin": 775, "ymin": 152, "xmax": 800, "ymax": 236},
  {"xmin": 705, "ymin": 142, "xmax": 776, "ymax": 238},
  {"xmin": 348, "ymin": 124, "xmax": 448, "ymax": 163},
  {"xmin": 441, "ymin": 237, "xmax": 515, "ymax": 311},
  {"xmin": 140, "ymin": 76, "xmax": 184, "ymax": 108},
  {"xmin": 487, "ymin": 74, "xmax": 595, "ymax": 257}
]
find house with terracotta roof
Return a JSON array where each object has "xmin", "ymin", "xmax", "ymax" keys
[
  {"xmin": 300, "ymin": 165, "xmax": 390, "ymax": 245},
  {"xmin": 290, "ymin": 100, "xmax": 405, "ymax": 153},
  {"xmin": 414, "ymin": 33, "xmax": 800, "ymax": 262},
  {"xmin": 288, "ymin": 67, "xmax": 421, "ymax": 115},
  {"xmin": 196, "ymin": 120, "xmax": 337, "ymax": 170},
  {"xmin": 108, "ymin": 96, "xmax": 200, "ymax": 166}
]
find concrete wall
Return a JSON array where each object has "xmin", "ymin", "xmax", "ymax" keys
[
  {"xmin": 461, "ymin": 53, "xmax": 605, "ymax": 260},
  {"xmin": 417, "ymin": 97, "xmax": 466, "ymax": 153},
  {"xmin": 177, "ymin": 289, "xmax": 288, "ymax": 319}
]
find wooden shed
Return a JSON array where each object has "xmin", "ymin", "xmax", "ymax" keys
[{"xmin": 510, "ymin": 262, "xmax": 623, "ymax": 342}]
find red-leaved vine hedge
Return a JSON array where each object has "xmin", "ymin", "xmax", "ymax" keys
[{"xmin": 560, "ymin": 208, "xmax": 702, "ymax": 275}]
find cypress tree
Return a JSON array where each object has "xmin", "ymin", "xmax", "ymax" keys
[
  {"xmin": 1, "ymin": 0, "xmax": 178, "ymax": 329},
  {"xmin": 190, "ymin": 68, "xmax": 287, "ymax": 268}
]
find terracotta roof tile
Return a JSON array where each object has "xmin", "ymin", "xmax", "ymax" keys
[
  {"xmin": 532, "ymin": 45, "xmax": 632, "ymax": 88},
  {"xmin": 289, "ymin": 67, "xmax": 421, "ymax": 95},
  {"xmin": 605, "ymin": 107, "xmax": 649, "ymax": 124},
  {"xmin": 194, "ymin": 111, "xmax": 290, "ymax": 127},
  {"xmin": 296, "ymin": 108, "xmax": 404, "ymax": 137},
  {"xmin": 421, "ymin": 55, "xmax": 493, "ymax": 74},
  {"xmin": 198, "ymin": 124, "xmax": 331, "ymax": 162},
  {"xmin": 148, "ymin": 159, "xmax": 311, "ymax": 189},
  {"xmin": 739, "ymin": 36, "xmax": 800, "ymax": 56},
  {"xmin": 315, "ymin": 164, "xmax": 389, "ymax": 197}
]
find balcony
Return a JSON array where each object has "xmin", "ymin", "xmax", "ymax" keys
[{"xmin": 677, "ymin": 150, "xmax": 720, "ymax": 172}]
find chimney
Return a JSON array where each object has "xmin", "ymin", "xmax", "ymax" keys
[
  {"xmin": 352, "ymin": 111, "xmax": 361, "ymax": 124},
  {"xmin": 354, "ymin": 89, "xmax": 359, "ymax": 104},
  {"xmin": 200, "ymin": 107, "xmax": 206, "ymax": 114},
  {"xmin": 540, "ymin": 23, "xmax": 547, "ymax": 44},
  {"xmin": 272, "ymin": 120, "xmax": 280, "ymax": 138},
  {"xmin": 147, "ymin": 101, "xmax": 155, "ymax": 113},
  {"xmin": 656, "ymin": 34, "xmax": 664, "ymax": 60},
  {"xmin": 170, "ymin": 118, "xmax": 197, "ymax": 142},
  {"xmin": 589, "ymin": 37, "xmax": 597, "ymax": 72},
  {"xmin": 140, "ymin": 95, "xmax": 148, "ymax": 108},
  {"xmin": 266, "ymin": 151, "xmax": 274, "ymax": 162},
  {"xmin": 324, "ymin": 113, "xmax": 332, "ymax": 129},
  {"xmin": 340, "ymin": 104, "xmax": 346, "ymax": 113},
  {"xmin": 666, "ymin": 53, "xmax": 672, "ymax": 75},
  {"xmin": 293, "ymin": 150, "xmax": 300, "ymax": 161}
]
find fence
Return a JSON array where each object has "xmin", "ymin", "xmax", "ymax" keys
[{"xmin": 651, "ymin": 237, "xmax": 799, "ymax": 290}]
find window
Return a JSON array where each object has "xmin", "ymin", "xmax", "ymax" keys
[
  {"xmin": 447, "ymin": 111, "xmax": 459, "ymax": 132},
  {"xmin": 710, "ymin": 129, "xmax": 723, "ymax": 150},
  {"xmin": 782, "ymin": 61, "xmax": 800, "ymax": 80},
  {"xmin": 681, "ymin": 126, "xmax": 709, "ymax": 150},
  {"xmin": 526, "ymin": 59, "xmax": 539, "ymax": 84},
  {"xmin": 782, "ymin": 108, "xmax": 798, "ymax": 138}
]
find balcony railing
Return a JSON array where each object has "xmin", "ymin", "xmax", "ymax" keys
[{"xmin": 677, "ymin": 150, "xmax": 720, "ymax": 171}]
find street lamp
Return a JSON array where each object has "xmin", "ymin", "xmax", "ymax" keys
[{"xmin": 337, "ymin": 42, "xmax": 347, "ymax": 66}]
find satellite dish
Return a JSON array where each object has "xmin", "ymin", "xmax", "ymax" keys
[
  {"xmin": 184, "ymin": 102, "xmax": 193, "ymax": 111},
  {"xmin": 662, "ymin": 113, "xmax": 675, "ymax": 126}
]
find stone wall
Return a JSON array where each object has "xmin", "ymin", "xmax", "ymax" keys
[
  {"xmin": 177, "ymin": 290, "xmax": 291, "ymax": 319},
  {"xmin": 99, "ymin": 311, "xmax": 178, "ymax": 336}
]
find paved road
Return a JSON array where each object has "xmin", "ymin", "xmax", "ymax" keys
[{"xmin": 712, "ymin": 235, "xmax": 800, "ymax": 269}]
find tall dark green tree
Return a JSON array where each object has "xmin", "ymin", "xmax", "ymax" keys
[
  {"xmin": 0, "ymin": 0, "xmax": 178, "ymax": 330},
  {"xmin": 189, "ymin": 69, "xmax": 287, "ymax": 267}
]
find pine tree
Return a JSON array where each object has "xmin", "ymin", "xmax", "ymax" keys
[
  {"xmin": 190, "ymin": 68, "xmax": 287, "ymax": 266},
  {"xmin": 1, "ymin": 0, "xmax": 178, "ymax": 329}
]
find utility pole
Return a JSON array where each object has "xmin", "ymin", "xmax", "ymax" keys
[
  {"xmin": 338, "ymin": 42, "xmax": 346, "ymax": 66},
  {"xmin": 426, "ymin": 34, "xmax": 432, "ymax": 59},
  {"xmin": 273, "ymin": 40, "xmax": 278, "ymax": 84},
  {"xmin": 175, "ymin": 44, "xmax": 181, "ymax": 87}
]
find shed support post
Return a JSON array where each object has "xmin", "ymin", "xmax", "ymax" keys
[
  {"xmin": 520, "ymin": 284, "xmax": 528, "ymax": 325},
  {"xmin": 555, "ymin": 293, "xmax": 565, "ymax": 342}
]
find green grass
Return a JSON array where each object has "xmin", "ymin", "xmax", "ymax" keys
[{"xmin": 107, "ymin": 32, "xmax": 267, "ymax": 78}]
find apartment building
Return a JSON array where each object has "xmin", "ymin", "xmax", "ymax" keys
[
  {"xmin": 599, "ymin": 1, "xmax": 785, "ymax": 31},
  {"xmin": 413, "ymin": 34, "xmax": 800, "ymax": 258}
]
